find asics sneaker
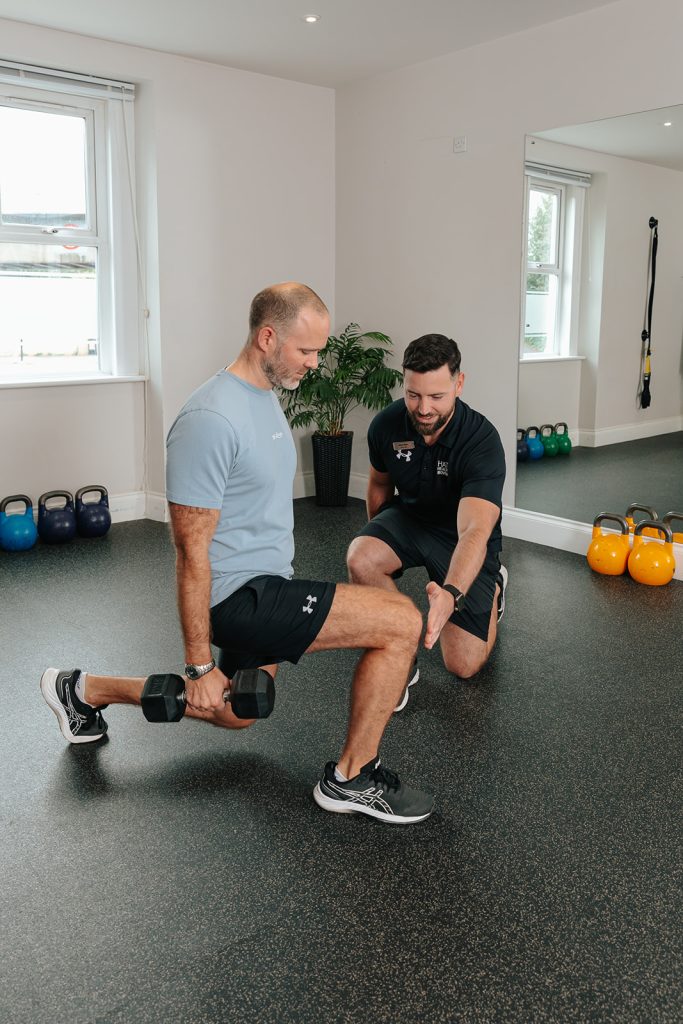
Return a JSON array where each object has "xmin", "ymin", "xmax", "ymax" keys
[
  {"xmin": 40, "ymin": 668, "xmax": 108, "ymax": 744},
  {"xmin": 313, "ymin": 757, "xmax": 433, "ymax": 824}
]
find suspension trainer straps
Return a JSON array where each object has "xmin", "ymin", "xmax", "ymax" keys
[{"xmin": 640, "ymin": 215, "xmax": 658, "ymax": 409}]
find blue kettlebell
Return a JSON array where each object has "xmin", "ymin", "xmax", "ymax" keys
[
  {"xmin": 526, "ymin": 426, "xmax": 544, "ymax": 460},
  {"xmin": 37, "ymin": 490, "xmax": 77, "ymax": 544},
  {"xmin": 516, "ymin": 428, "xmax": 529, "ymax": 462},
  {"xmin": 0, "ymin": 495, "xmax": 39, "ymax": 552},
  {"xmin": 76, "ymin": 485, "xmax": 112, "ymax": 538}
]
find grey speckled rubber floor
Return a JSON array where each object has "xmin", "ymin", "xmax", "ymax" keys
[{"xmin": 1, "ymin": 498, "xmax": 681, "ymax": 1024}]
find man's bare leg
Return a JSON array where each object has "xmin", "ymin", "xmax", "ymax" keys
[
  {"xmin": 306, "ymin": 583, "xmax": 422, "ymax": 779},
  {"xmin": 439, "ymin": 584, "xmax": 499, "ymax": 679},
  {"xmin": 346, "ymin": 536, "xmax": 402, "ymax": 591}
]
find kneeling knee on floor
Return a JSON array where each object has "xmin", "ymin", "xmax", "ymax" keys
[{"xmin": 444, "ymin": 653, "xmax": 485, "ymax": 679}]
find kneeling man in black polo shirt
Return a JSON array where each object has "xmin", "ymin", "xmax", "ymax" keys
[{"xmin": 347, "ymin": 333, "xmax": 507, "ymax": 710}]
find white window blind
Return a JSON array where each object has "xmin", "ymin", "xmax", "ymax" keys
[
  {"xmin": 525, "ymin": 161, "xmax": 591, "ymax": 188},
  {"xmin": 0, "ymin": 60, "xmax": 134, "ymax": 101}
]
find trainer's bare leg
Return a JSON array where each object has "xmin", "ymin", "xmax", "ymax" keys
[
  {"xmin": 306, "ymin": 583, "xmax": 422, "ymax": 779},
  {"xmin": 83, "ymin": 666, "xmax": 278, "ymax": 730},
  {"xmin": 439, "ymin": 586, "xmax": 500, "ymax": 679},
  {"xmin": 346, "ymin": 536, "xmax": 402, "ymax": 591}
]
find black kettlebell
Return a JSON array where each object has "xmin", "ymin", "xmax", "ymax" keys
[
  {"xmin": 37, "ymin": 490, "xmax": 77, "ymax": 544},
  {"xmin": 76, "ymin": 485, "xmax": 112, "ymax": 538}
]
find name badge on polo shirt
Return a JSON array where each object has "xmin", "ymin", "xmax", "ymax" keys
[{"xmin": 393, "ymin": 440, "xmax": 415, "ymax": 462}]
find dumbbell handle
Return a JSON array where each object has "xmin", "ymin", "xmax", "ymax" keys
[{"xmin": 177, "ymin": 687, "xmax": 231, "ymax": 707}]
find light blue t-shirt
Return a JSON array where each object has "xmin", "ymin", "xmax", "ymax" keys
[{"xmin": 166, "ymin": 371, "xmax": 296, "ymax": 607}]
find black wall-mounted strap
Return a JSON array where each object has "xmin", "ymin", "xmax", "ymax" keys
[{"xmin": 639, "ymin": 216, "xmax": 658, "ymax": 409}]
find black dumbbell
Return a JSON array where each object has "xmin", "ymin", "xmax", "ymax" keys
[{"xmin": 141, "ymin": 669, "xmax": 274, "ymax": 722}]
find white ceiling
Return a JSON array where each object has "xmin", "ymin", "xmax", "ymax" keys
[
  {"xmin": 0, "ymin": 0, "xmax": 617, "ymax": 88},
  {"xmin": 533, "ymin": 105, "xmax": 683, "ymax": 173}
]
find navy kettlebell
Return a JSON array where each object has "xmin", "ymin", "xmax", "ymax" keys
[
  {"xmin": 76, "ymin": 485, "xmax": 112, "ymax": 538},
  {"xmin": 516, "ymin": 428, "xmax": 529, "ymax": 462},
  {"xmin": 0, "ymin": 495, "xmax": 39, "ymax": 552},
  {"xmin": 37, "ymin": 490, "xmax": 77, "ymax": 544}
]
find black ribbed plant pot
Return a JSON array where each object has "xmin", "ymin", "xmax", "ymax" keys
[{"xmin": 312, "ymin": 431, "xmax": 353, "ymax": 507}]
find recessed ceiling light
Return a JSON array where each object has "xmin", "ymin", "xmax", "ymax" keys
[
  {"xmin": 303, "ymin": 14, "xmax": 320, "ymax": 23},
  {"xmin": 664, "ymin": 121, "xmax": 673, "ymax": 127}
]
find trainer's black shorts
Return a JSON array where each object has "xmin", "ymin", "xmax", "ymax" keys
[
  {"xmin": 356, "ymin": 505, "xmax": 500, "ymax": 642},
  {"xmin": 210, "ymin": 575, "xmax": 336, "ymax": 676}
]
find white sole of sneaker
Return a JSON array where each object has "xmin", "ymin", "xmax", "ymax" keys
[
  {"xmin": 40, "ymin": 668, "xmax": 102, "ymax": 744},
  {"xmin": 497, "ymin": 565, "xmax": 508, "ymax": 622},
  {"xmin": 394, "ymin": 664, "xmax": 420, "ymax": 713},
  {"xmin": 312, "ymin": 783, "xmax": 432, "ymax": 825}
]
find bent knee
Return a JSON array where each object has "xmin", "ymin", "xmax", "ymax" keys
[
  {"xmin": 346, "ymin": 536, "xmax": 394, "ymax": 581},
  {"xmin": 389, "ymin": 594, "xmax": 422, "ymax": 647},
  {"xmin": 443, "ymin": 652, "xmax": 487, "ymax": 680}
]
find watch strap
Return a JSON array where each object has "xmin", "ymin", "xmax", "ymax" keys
[{"xmin": 442, "ymin": 584, "xmax": 465, "ymax": 611}]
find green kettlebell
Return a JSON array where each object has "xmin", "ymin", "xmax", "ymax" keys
[
  {"xmin": 540, "ymin": 423, "xmax": 559, "ymax": 457},
  {"xmin": 554, "ymin": 422, "xmax": 572, "ymax": 455}
]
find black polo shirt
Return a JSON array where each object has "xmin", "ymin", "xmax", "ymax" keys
[{"xmin": 367, "ymin": 398, "xmax": 506, "ymax": 553}]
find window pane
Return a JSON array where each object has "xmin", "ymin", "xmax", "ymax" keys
[
  {"xmin": 0, "ymin": 105, "xmax": 87, "ymax": 229},
  {"xmin": 523, "ymin": 273, "xmax": 558, "ymax": 355},
  {"xmin": 527, "ymin": 187, "xmax": 559, "ymax": 267},
  {"xmin": 0, "ymin": 242, "xmax": 98, "ymax": 376}
]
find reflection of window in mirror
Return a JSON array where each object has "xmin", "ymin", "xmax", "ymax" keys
[{"xmin": 521, "ymin": 163, "xmax": 591, "ymax": 360}]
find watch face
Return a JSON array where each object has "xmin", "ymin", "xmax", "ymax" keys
[{"xmin": 185, "ymin": 665, "xmax": 199, "ymax": 680}]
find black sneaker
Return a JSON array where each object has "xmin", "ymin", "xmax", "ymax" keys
[
  {"xmin": 313, "ymin": 757, "xmax": 434, "ymax": 825},
  {"xmin": 394, "ymin": 658, "xmax": 420, "ymax": 713},
  {"xmin": 40, "ymin": 668, "xmax": 108, "ymax": 744},
  {"xmin": 496, "ymin": 565, "xmax": 508, "ymax": 623}
]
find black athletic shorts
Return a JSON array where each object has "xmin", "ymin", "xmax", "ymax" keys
[
  {"xmin": 210, "ymin": 575, "xmax": 336, "ymax": 676},
  {"xmin": 356, "ymin": 505, "xmax": 500, "ymax": 642}
]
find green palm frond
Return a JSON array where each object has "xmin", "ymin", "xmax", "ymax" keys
[{"xmin": 279, "ymin": 323, "xmax": 403, "ymax": 435}]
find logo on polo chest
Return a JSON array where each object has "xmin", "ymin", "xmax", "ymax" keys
[
  {"xmin": 437, "ymin": 460, "xmax": 449, "ymax": 477},
  {"xmin": 393, "ymin": 441, "xmax": 415, "ymax": 463}
]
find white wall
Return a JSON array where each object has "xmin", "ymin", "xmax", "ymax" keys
[
  {"xmin": 517, "ymin": 360, "xmax": 582, "ymax": 440},
  {"xmin": 0, "ymin": 20, "xmax": 335, "ymax": 504},
  {"xmin": 528, "ymin": 136, "xmax": 683, "ymax": 444},
  {"xmin": 335, "ymin": 0, "xmax": 683, "ymax": 507}
]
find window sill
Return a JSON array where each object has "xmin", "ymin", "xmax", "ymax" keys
[
  {"xmin": 0, "ymin": 373, "xmax": 147, "ymax": 390},
  {"xmin": 519, "ymin": 355, "xmax": 585, "ymax": 365}
]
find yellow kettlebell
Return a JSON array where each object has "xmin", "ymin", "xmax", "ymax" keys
[
  {"xmin": 628, "ymin": 520, "xmax": 675, "ymax": 586},
  {"xmin": 624, "ymin": 503, "xmax": 659, "ymax": 539},
  {"xmin": 586, "ymin": 512, "xmax": 631, "ymax": 576},
  {"xmin": 662, "ymin": 511, "xmax": 683, "ymax": 545}
]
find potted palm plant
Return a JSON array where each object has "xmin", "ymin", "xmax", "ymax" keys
[{"xmin": 279, "ymin": 323, "xmax": 403, "ymax": 506}]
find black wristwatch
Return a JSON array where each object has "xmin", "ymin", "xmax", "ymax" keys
[
  {"xmin": 442, "ymin": 584, "xmax": 466, "ymax": 612},
  {"xmin": 184, "ymin": 658, "xmax": 216, "ymax": 680}
]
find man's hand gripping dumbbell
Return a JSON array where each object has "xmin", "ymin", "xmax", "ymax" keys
[{"xmin": 141, "ymin": 668, "xmax": 275, "ymax": 722}]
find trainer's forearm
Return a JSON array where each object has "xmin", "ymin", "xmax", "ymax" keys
[
  {"xmin": 443, "ymin": 528, "xmax": 489, "ymax": 595},
  {"xmin": 175, "ymin": 551, "xmax": 214, "ymax": 664},
  {"xmin": 366, "ymin": 480, "xmax": 394, "ymax": 520}
]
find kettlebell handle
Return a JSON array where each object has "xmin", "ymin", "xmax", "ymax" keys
[
  {"xmin": 633, "ymin": 519, "xmax": 673, "ymax": 542},
  {"xmin": 526, "ymin": 425, "xmax": 540, "ymax": 438},
  {"xmin": 554, "ymin": 421, "xmax": 568, "ymax": 436},
  {"xmin": 0, "ymin": 494, "xmax": 32, "ymax": 514},
  {"xmin": 593, "ymin": 512, "xmax": 629, "ymax": 535},
  {"xmin": 625, "ymin": 502, "xmax": 657, "ymax": 521},
  {"xmin": 662, "ymin": 512, "xmax": 683, "ymax": 533},
  {"xmin": 76, "ymin": 485, "xmax": 108, "ymax": 504},
  {"xmin": 540, "ymin": 423, "xmax": 554, "ymax": 437},
  {"xmin": 39, "ymin": 490, "xmax": 74, "ymax": 508}
]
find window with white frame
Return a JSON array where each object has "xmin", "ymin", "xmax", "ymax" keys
[
  {"xmin": 0, "ymin": 62, "xmax": 139, "ymax": 382},
  {"xmin": 521, "ymin": 163, "xmax": 590, "ymax": 359}
]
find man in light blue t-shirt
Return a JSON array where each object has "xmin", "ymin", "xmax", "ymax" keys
[{"xmin": 40, "ymin": 283, "xmax": 433, "ymax": 825}]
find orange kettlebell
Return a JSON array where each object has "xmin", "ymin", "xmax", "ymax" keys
[
  {"xmin": 628, "ymin": 520, "xmax": 675, "ymax": 586},
  {"xmin": 586, "ymin": 512, "xmax": 631, "ymax": 576},
  {"xmin": 624, "ymin": 503, "xmax": 659, "ymax": 539},
  {"xmin": 662, "ymin": 511, "xmax": 683, "ymax": 545}
]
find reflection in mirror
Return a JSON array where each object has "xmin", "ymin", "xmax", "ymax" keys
[{"xmin": 515, "ymin": 105, "xmax": 683, "ymax": 528}]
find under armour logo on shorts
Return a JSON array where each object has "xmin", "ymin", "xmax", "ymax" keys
[{"xmin": 303, "ymin": 595, "xmax": 317, "ymax": 614}]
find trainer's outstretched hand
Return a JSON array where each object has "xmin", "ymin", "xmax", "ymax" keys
[
  {"xmin": 184, "ymin": 665, "xmax": 229, "ymax": 712},
  {"xmin": 424, "ymin": 582, "xmax": 455, "ymax": 649}
]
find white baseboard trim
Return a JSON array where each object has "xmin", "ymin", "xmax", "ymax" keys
[
  {"xmin": 145, "ymin": 492, "xmax": 169, "ymax": 522},
  {"xmin": 107, "ymin": 490, "xmax": 168, "ymax": 523},
  {"xmin": 578, "ymin": 416, "xmax": 682, "ymax": 448},
  {"xmin": 502, "ymin": 504, "xmax": 683, "ymax": 581}
]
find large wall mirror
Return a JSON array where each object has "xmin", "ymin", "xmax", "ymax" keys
[{"xmin": 515, "ymin": 105, "xmax": 683, "ymax": 530}]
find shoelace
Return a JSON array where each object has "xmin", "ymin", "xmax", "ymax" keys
[{"xmin": 364, "ymin": 764, "xmax": 401, "ymax": 793}]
